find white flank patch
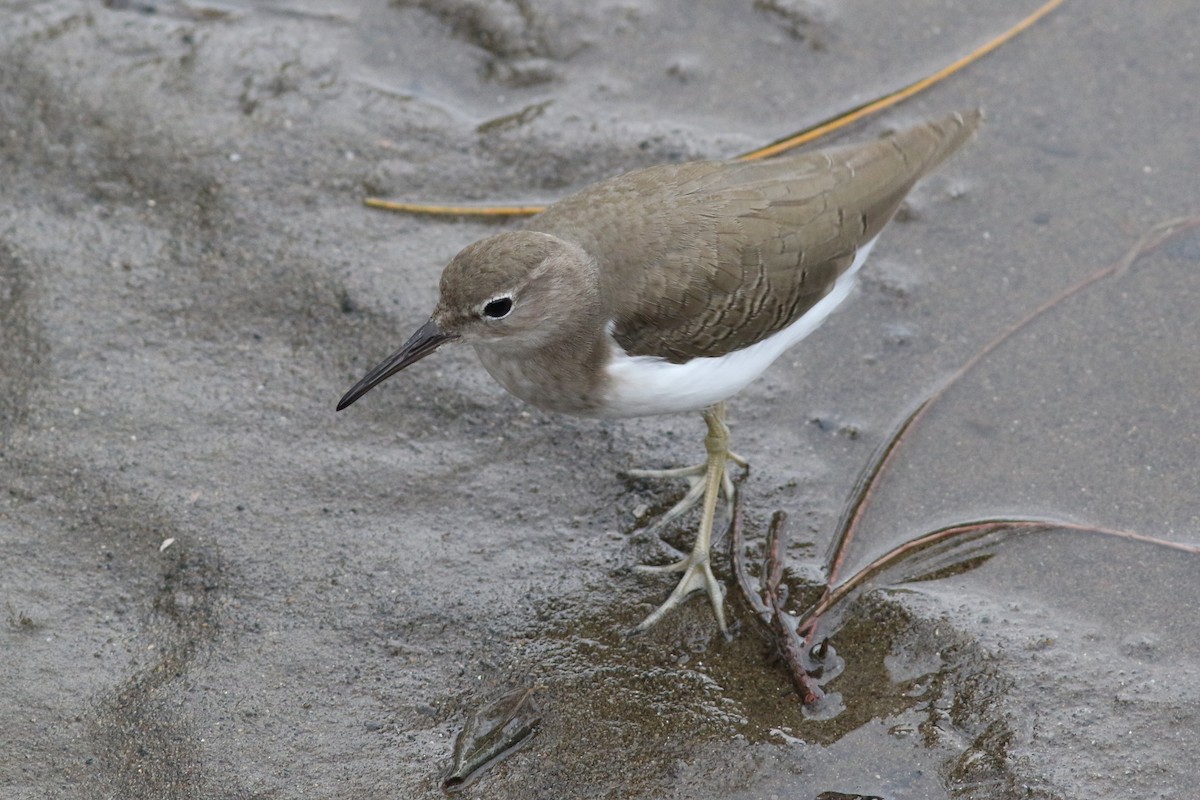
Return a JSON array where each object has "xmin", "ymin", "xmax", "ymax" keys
[{"xmin": 601, "ymin": 238, "xmax": 877, "ymax": 417}]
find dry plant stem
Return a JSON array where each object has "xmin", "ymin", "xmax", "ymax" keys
[
  {"xmin": 820, "ymin": 397, "xmax": 931, "ymax": 590},
  {"xmin": 799, "ymin": 215, "xmax": 1200, "ymax": 651},
  {"xmin": 823, "ymin": 215, "xmax": 1200, "ymax": 595},
  {"xmin": 738, "ymin": 0, "xmax": 1065, "ymax": 161},
  {"xmin": 799, "ymin": 518, "xmax": 1200, "ymax": 634},
  {"xmin": 364, "ymin": 0, "xmax": 1065, "ymax": 215},
  {"xmin": 729, "ymin": 503, "xmax": 825, "ymax": 703},
  {"xmin": 762, "ymin": 513, "xmax": 826, "ymax": 705},
  {"xmin": 363, "ymin": 198, "xmax": 547, "ymax": 216},
  {"xmin": 764, "ymin": 511, "xmax": 787, "ymax": 604}
]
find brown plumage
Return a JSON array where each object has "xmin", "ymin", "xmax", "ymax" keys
[{"xmin": 525, "ymin": 109, "xmax": 981, "ymax": 362}]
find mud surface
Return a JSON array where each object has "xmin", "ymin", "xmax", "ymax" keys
[{"xmin": 2, "ymin": 1, "xmax": 1198, "ymax": 798}]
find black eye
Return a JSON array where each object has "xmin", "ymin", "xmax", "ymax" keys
[{"xmin": 482, "ymin": 297, "xmax": 513, "ymax": 319}]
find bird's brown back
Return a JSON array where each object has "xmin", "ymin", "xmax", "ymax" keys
[{"xmin": 525, "ymin": 110, "xmax": 981, "ymax": 362}]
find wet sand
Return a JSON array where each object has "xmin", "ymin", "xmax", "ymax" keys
[{"xmin": 2, "ymin": 1, "xmax": 1198, "ymax": 798}]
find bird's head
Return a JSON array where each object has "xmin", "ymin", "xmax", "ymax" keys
[{"xmin": 336, "ymin": 231, "xmax": 598, "ymax": 411}]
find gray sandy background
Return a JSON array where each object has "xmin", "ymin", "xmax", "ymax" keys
[{"xmin": 2, "ymin": 1, "xmax": 1198, "ymax": 798}]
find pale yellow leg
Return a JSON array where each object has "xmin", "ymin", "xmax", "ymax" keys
[{"xmin": 630, "ymin": 401, "xmax": 741, "ymax": 636}]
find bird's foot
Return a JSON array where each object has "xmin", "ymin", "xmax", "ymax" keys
[{"xmin": 631, "ymin": 541, "xmax": 728, "ymax": 636}]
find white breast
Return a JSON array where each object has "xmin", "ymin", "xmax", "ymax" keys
[{"xmin": 599, "ymin": 239, "xmax": 876, "ymax": 417}]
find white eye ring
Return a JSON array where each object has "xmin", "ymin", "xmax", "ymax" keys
[{"xmin": 481, "ymin": 295, "xmax": 514, "ymax": 319}]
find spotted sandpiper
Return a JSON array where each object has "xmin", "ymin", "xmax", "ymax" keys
[{"xmin": 338, "ymin": 110, "xmax": 981, "ymax": 636}]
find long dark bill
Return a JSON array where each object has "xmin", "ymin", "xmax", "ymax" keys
[{"xmin": 336, "ymin": 319, "xmax": 458, "ymax": 411}]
